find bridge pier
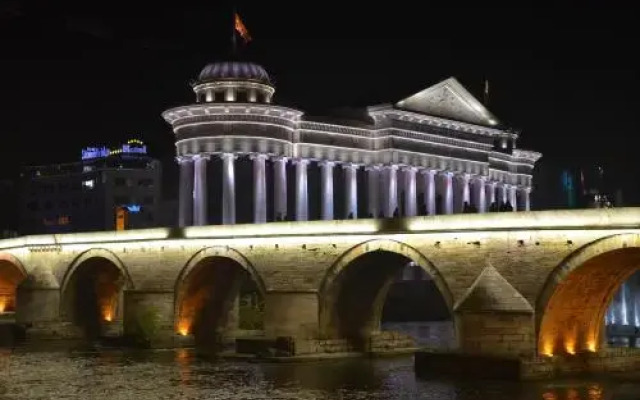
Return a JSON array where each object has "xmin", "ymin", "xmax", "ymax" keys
[
  {"xmin": 454, "ymin": 312, "xmax": 535, "ymax": 357},
  {"xmin": 15, "ymin": 273, "xmax": 82, "ymax": 341},
  {"xmin": 452, "ymin": 265, "xmax": 536, "ymax": 358},
  {"xmin": 264, "ymin": 291, "xmax": 318, "ymax": 341},
  {"xmin": 123, "ymin": 290, "xmax": 176, "ymax": 347}
]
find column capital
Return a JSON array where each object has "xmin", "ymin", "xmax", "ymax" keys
[
  {"xmin": 175, "ymin": 155, "xmax": 193, "ymax": 164},
  {"xmin": 382, "ymin": 164, "xmax": 399, "ymax": 170},
  {"xmin": 219, "ymin": 152, "xmax": 237, "ymax": 161},
  {"xmin": 419, "ymin": 168, "xmax": 437, "ymax": 175},
  {"xmin": 342, "ymin": 162, "xmax": 360, "ymax": 170},
  {"xmin": 364, "ymin": 164, "xmax": 382, "ymax": 171},
  {"xmin": 272, "ymin": 155, "xmax": 288, "ymax": 163},
  {"xmin": 455, "ymin": 172, "xmax": 471, "ymax": 181},
  {"xmin": 318, "ymin": 160, "xmax": 336, "ymax": 167},
  {"xmin": 292, "ymin": 158, "xmax": 309, "ymax": 166},
  {"xmin": 249, "ymin": 153, "xmax": 269, "ymax": 161},
  {"xmin": 473, "ymin": 175, "xmax": 488, "ymax": 182},
  {"xmin": 400, "ymin": 165, "xmax": 417, "ymax": 173},
  {"xmin": 438, "ymin": 170, "xmax": 454, "ymax": 178},
  {"xmin": 192, "ymin": 153, "xmax": 211, "ymax": 161}
]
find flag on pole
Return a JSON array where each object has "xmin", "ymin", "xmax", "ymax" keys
[{"xmin": 234, "ymin": 12, "xmax": 251, "ymax": 43}]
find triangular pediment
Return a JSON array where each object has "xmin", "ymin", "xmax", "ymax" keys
[
  {"xmin": 454, "ymin": 264, "xmax": 533, "ymax": 313},
  {"xmin": 396, "ymin": 77, "xmax": 499, "ymax": 127}
]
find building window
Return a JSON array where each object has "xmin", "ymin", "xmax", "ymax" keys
[{"xmin": 82, "ymin": 179, "xmax": 95, "ymax": 189}]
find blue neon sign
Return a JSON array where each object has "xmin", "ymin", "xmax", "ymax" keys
[
  {"xmin": 81, "ymin": 147, "xmax": 110, "ymax": 160},
  {"xmin": 81, "ymin": 140, "xmax": 147, "ymax": 160},
  {"xmin": 126, "ymin": 204, "xmax": 142, "ymax": 213}
]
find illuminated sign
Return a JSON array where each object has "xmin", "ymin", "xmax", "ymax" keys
[
  {"xmin": 126, "ymin": 204, "xmax": 141, "ymax": 213},
  {"xmin": 82, "ymin": 147, "xmax": 110, "ymax": 160},
  {"xmin": 81, "ymin": 139, "xmax": 147, "ymax": 160}
]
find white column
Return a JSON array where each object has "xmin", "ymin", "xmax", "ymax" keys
[
  {"xmin": 402, "ymin": 167, "xmax": 417, "ymax": 217},
  {"xmin": 273, "ymin": 157, "xmax": 287, "ymax": 221},
  {"xmin": 456, "ymin": 173, "xmax": 471, "ymax": 213},
  {"xmin": 320, "ymin": 161, "xmax": 334, "ymax": 220},
  {"xmin": 509, "ymin": 185, "xmax": 518, "ymax": 212},
  {"xmin": 486, "ymin": 181, "xmax": 497, "ymax": 210},
  {"xmin": 423, "ymin": 169, "xmax": 436, "ymax": 216},
  {"xmin": 295, "ymin": 159, "xmax": 309, "ymax": 221},
  {"xmin": 498, "ymin": 183, "xmax": 508, "ymax": 207},
  {"xmin": 439, "ymin": 171, "xmax": 454, "ymax": 215},
  {"xmin": 344, "ymin": 163, "xmax": 358, "ymax": 219},
  {"xmin": 251, "ymin": 154, "xmax": 267, "ymax": 223},
  {"xmin": 366, "ymin": 166, "xmax": 380, "ymax": 218},
  {"xmin": 473, "ymin": 177, "xmax": 487, "ymax": 213},
  {"xmin": 385, "ymin": 165, "xmax": 398, "ymax": 217},
  {"xmin": 221, "ymin": 153, "xmax": 236, "ymax": 224},
  {"xmin": 177, "ymin": 156, "xmax": 194, "ymax": 227},
  {"xmin": 193, "ymin": 154, "xmax": 209, "ymax": 226},
  {"xmin": 522, "ymin": 187, "xmax": 531, "ymax": 211}
]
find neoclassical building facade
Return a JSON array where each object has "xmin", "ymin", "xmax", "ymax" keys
[{"xmin": 163, "ymin": 61, "xmax": 541, "ymax": 226}]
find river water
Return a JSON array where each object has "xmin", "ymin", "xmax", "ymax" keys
[{"xmin": 1, "ymin": 322, "xmax": 640, "ymax": 399}]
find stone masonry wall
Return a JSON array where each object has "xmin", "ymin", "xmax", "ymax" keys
[{"xmin": 0, "ymin": 209, "xmax": 639, "ymax": 358}]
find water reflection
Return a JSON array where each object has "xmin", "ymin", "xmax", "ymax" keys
[
  {"xmin": 4, "ymin": 323, "xmax": 640, "ymax": 400},
  {"xmin": 2, "ymin": 347, "xmax": 640, "ymax": 399}
]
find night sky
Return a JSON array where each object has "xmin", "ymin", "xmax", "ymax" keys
[{"xmin": 1, "ymin": 3, "xmax": 638, "ymax": 201}]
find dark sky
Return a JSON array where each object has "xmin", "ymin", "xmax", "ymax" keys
[{"xmin": 1, "ymin": 2, "xmax": 638, "ymax": 199}]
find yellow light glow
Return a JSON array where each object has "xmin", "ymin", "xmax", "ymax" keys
[
  {"xmin": 587, "ymin": 341, "xmax": 597, "ymax": 352},
  {"xmin": 178, "ymin": 321, "xmax": 190, "ymax": 336},
  {"xmin": 184, "ymin": 219, "xmax": 379, "ymax": 239},
  {"xmin": 541, "ymin": 341, "xmax": 554, "ymax": 357},
  {"xmin": 407, "ymin": 208, "xmax": 640, "ymax": 233},
  {"xmin": 565, "ymin": 341, "xmax": 576, "ymax": 355},
  {"xmin": 104, "ymin": 312, "xmax": 112, "ymax": 322},
  {"xmin": 0, "ymin": 300, "xmax": 6, "ymax": 313}
]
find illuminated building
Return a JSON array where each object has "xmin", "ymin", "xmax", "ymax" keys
[
  {"xmin": 163, "ymin": 61, "xmax": 542, "ymax": 226},
  {"xmin": 19, "ymin": 140, "xmax": 162, "ymax": 234}
]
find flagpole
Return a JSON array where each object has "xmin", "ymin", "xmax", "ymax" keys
[{"xmin": 483, "ymin": 78, "xmax": 490, "ymax": 107}]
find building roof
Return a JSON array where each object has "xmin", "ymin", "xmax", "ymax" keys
[
  {"xmin": 396, "ymin": 77, "xmax": 500, "ymax": 127},
  {"xmin": 197, "ymin": 61, "xmax": 272, "ymax": 85}
]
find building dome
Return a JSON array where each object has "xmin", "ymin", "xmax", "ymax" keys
[{"xmin": 198, "ymin": 61, "xmax": 272, "ymax": 85}]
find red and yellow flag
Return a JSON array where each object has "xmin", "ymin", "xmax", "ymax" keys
[{"xmin": 234, "ymin": 13, "xmax": 251, "ymax": 43}]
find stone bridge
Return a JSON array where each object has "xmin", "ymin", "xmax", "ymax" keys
[{"xmin": 2, "ymin": 208, "xmax": 640, "ymax": 368}]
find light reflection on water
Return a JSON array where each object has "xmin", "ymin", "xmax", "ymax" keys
[
  {"xmin": 1, "ymin": 348, "xmax": 640, "ymax": 400},
  {"xmin": 2, "ymin": 322, "xmax": 640, "ymax": 399}
]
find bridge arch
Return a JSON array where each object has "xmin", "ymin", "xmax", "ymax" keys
[
  {"xmin": 0, "ymin": 252, "xmax": 28, "ymax": 313},
  {"xmin": 319, "ymin": 238, "xmax": 454, "ymax": 345},
  {"xmin": 537, "ymin": 233, "xmax": 640, "ymax": 356},
  {"xmin": 175, "ymin": 246, "xmax": 265, "ymax": 346},
  {"xmin": 60, "ymin": 248, "xmax": 133, "ymax": 338}
]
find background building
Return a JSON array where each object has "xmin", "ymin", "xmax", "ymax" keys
[
  {"xmin": 19, "ymin": 139, "xmax": 162, "ymax": 234},
  {"xmin": 532, "ymin": 159, "xmax": 621, "ymax": 210},
  {"xmin": 0, "ymin": 180, "xmax": 18, "ymax": 238},
  {"xmin": 163, "ymin": 61, "xmax": 542, "ymax": 227}
]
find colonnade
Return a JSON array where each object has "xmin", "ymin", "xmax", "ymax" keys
[{"xmin": 177, "ymin": 154, "xmax": 531, "ymax": 227}]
